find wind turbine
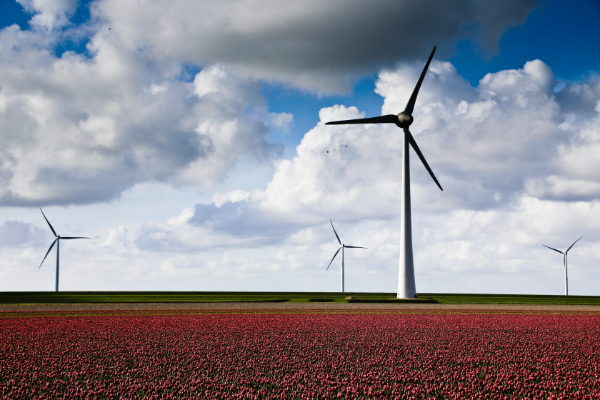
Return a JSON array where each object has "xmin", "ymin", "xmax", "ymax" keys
[
  {"xmin": 326, "ymin": 47, "xmax": 442, "ymax": 298},
  {"xmin": 327, "ymin": 220, "xmax": 366, "ymax": 292},
  {"xmin": 39, "ymin": 209, "xmax": 90, "ymax": 292},
  {"xmin": 543, "ymin": 237, "xmax": 582, "ymax": 296}
]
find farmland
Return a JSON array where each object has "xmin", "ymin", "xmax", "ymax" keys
[
  {"xmin": 3, "ymin": 291, "xmax": 600, "ymax": 305},
  {"xmin": 1, "ymin": 309, "xmax": 600, "ymax": 398}
]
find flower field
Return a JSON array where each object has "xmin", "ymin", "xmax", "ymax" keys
[{"xmin": 1, "ymin": 310, "xmax": 599, "ymax": 399}]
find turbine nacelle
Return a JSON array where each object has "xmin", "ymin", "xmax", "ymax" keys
[
  {"xmin": 325, "ymin": 46, "xmax": 442, "ymax": 192},
  {"xmin": 542, "ymin": 236, "xmax": 582, "ymax": 296},
  {"xmin": 325, "ymin": 47, "xmax": 441, "ymax": 298},
  {"xmin": 396, "ymin": 112, "xmax": 413, "ymax": 128}
]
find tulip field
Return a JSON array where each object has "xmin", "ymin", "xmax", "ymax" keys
[{"xmin": 1, "ymin": 309, "xmax": 600, "ymax": 399}]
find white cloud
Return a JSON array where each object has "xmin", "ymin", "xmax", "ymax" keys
[
  {"xmin": 5, "ymin": 0, "xmax": 600, "ymax": 295},
  {"xmin": 0, "ymin": 0, "xmax": 542, "ymax": 207},
  {"xmin": 0, "ymin": 220, "xmax": 46, "ymax": 248},
  {"xmin": 182, "ymin": 59, "xmax": 574, "ymax": 240},
  {"xmin": 556, "ymin": 75, "xmax": 600, "ymax": 116},
  {"xmin": 267, "ymin": 112, "xmax": 293, "ymax": 133},
  {"xmin": 92, "ymin": 0, "xmax": 540, "ymax": 93},
  {"xmin": 0, "ymin": 26, "xmax": 281, "ymax": 205},
  {"xmin": 17, "ymin": 0, "xmax": 78, "ymax": 29},
  {"xmin": 116, "ymin": 58, "xmax": 600, "ymax": 294}
]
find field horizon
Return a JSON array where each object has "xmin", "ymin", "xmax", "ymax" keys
[{"xmin": 1, "ymin": 291, "xmax": 600, "ymax": 305}]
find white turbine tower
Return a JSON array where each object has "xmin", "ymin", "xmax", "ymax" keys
[
  {"xmin": 39, "ymin": 209, "xmax": 90, "ymax": 292},
  {"xmin": 327, "ymin": 220, "xmax": 366, "ymax": 292},
  {"xmin": 543, "ymin": 236, "xmax": 582, "ymax": 296},
  {"xmin": 326, "ymin": 47, "xmax": 442, "ymax": 298}
]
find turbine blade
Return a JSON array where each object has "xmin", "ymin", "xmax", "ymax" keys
[
  {"xmin": 330, "ymin": 219, "xmax": 341, "ymax": 245},
  {"xmin": 566, "ymin": 236, "xmax": 583, "ymax": 253},
  {"xmin": 543, "ymin": 245, "xmax": 564, "ymax": 255},
  {"xmin": 327, "ymin": 247, "xmax": 341, "ymax": 271},
  {"xmin": 344, "ymin": 246, "xmax": 367, "ymax": 249},
  {"xmin": 326, "ymin": 115, "xmax": 397, "ymax": 125},
  {"xmin": 40, "ymin": 208, "xmax": 57, "ymax": 237},
  {"xmin": 405, "ymin": 129, "xmax": 443, "ymax": 191},
  {"xmin": 60, "ymin": 237, "xmax": 91, "ymax": 240},
  {"xmin": 39, "ymin": 239, "xmax": 57, "ymax": 268},
  {"xmin": 404, "ymin": 46, "xmax": 436, "ymax": 115}
]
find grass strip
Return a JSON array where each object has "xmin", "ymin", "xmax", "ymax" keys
[{"xmin": 1, "ymin": 291, "xmax": 600, "ymax": 305}]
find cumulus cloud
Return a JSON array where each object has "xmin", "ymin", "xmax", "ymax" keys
[
  {"xmin": 17, "ymin": 0, "xmax": 78, "ymax": 29},
  {"xmin": 0, "ymin": 220, "xmax": 46, "ymax": 248},
  {"xmin": 136, "ymin": 58, "xmax": 600, "ymax": 264},
  {"xmin": 267, "ymin": 112, "xmax": 293, "ymax": 133},
  {"xmin": 5, "ymin": 0, "xmax": 600, "ymax": 294},
  {"xmin": 555, "ymin": 76, "xmax": 600, "ymax": 117},
  {"xmin": 0, "ymin": 25, "xmax": 281, "ymax": 206},
  {"xmin": 94, "ymin": 0, "xmax": 540, "ymax": 93},
  {"xmin": 410, "ymin": 196, "xmax": 600, "ymax": 295},
  {"xmin": 0, "ymin": 0, "xmax": 543, "ymax": 207}
]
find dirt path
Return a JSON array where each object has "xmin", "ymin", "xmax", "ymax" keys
[{"xmin": 2, "ymin": 302, "xmax": 600, "ymax": 312}]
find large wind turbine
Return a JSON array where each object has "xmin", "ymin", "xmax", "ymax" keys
[
  {"xmin": 326, "ymin": 47, "xmax": 442, "ymax": 298},
  {"xmin": 327, "ymin": 220, "xmax": 366, "ymax": 292},
  {"xmin": 543, "ymin": 237, "xmax": 582, "ymax": 296},
  {"xmin": 39, "ymin": 209, "xmax": 90, "ymax": 292}
]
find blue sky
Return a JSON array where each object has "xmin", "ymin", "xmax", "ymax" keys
[
  {"xmin": 275, "ymin": 0, "xmax": 600, "ymax": 150},
  {"xmin": 1, "ymin": 0, "xmax": 600, "ymax": 294},
  {"xmin": 4, "ymin": 0, "xmax": 599, "ymax": 150},
  {"xmin": 2, "ymin": 0, "xmax": 599, "ymax": 150}
]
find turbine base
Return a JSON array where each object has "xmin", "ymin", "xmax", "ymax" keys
[{"xmin": 396, "ymin": 293, "xmax": 418, "ymax": 299}]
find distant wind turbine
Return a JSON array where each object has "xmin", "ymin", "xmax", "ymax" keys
[
  {"xmin": 543, "ymin": 236, "xmax": 582, "ymax": 296},
  {"xmin": 327, "ymin": 220, "xmax": 366, "ymax": 292},
  {"xmin": 326, "ymin": 47, "xmax": 442, "ymax": 298},
  {"xmin": 39, "ymin": 209, "xmax": 90, "ymax": 292}
]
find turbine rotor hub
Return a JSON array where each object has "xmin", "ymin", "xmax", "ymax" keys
[{"xmin": 396, "ymin": 112, "xmax": 413, "ymax": 128}]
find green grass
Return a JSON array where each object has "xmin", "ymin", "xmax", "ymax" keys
[
  {"xmin": 421, "ymin": 293, "xmax": 600, "ymax": 305},
  {"xmin": 0, "ymin": 291, "xmax": 388, "ymax": 304},
  {"xmin": 1, "ymin": 291, "xmax": 600, "ymax": 305}
]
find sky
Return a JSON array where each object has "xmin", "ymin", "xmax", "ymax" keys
[{"xmin": 1, "ymin": 0, "xmax": 600, "ymax": 295}]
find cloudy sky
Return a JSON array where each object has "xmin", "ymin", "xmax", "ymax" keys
[{"xmin": 1, "ymin": 0, "xmax": 600, "ymax": 295}]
